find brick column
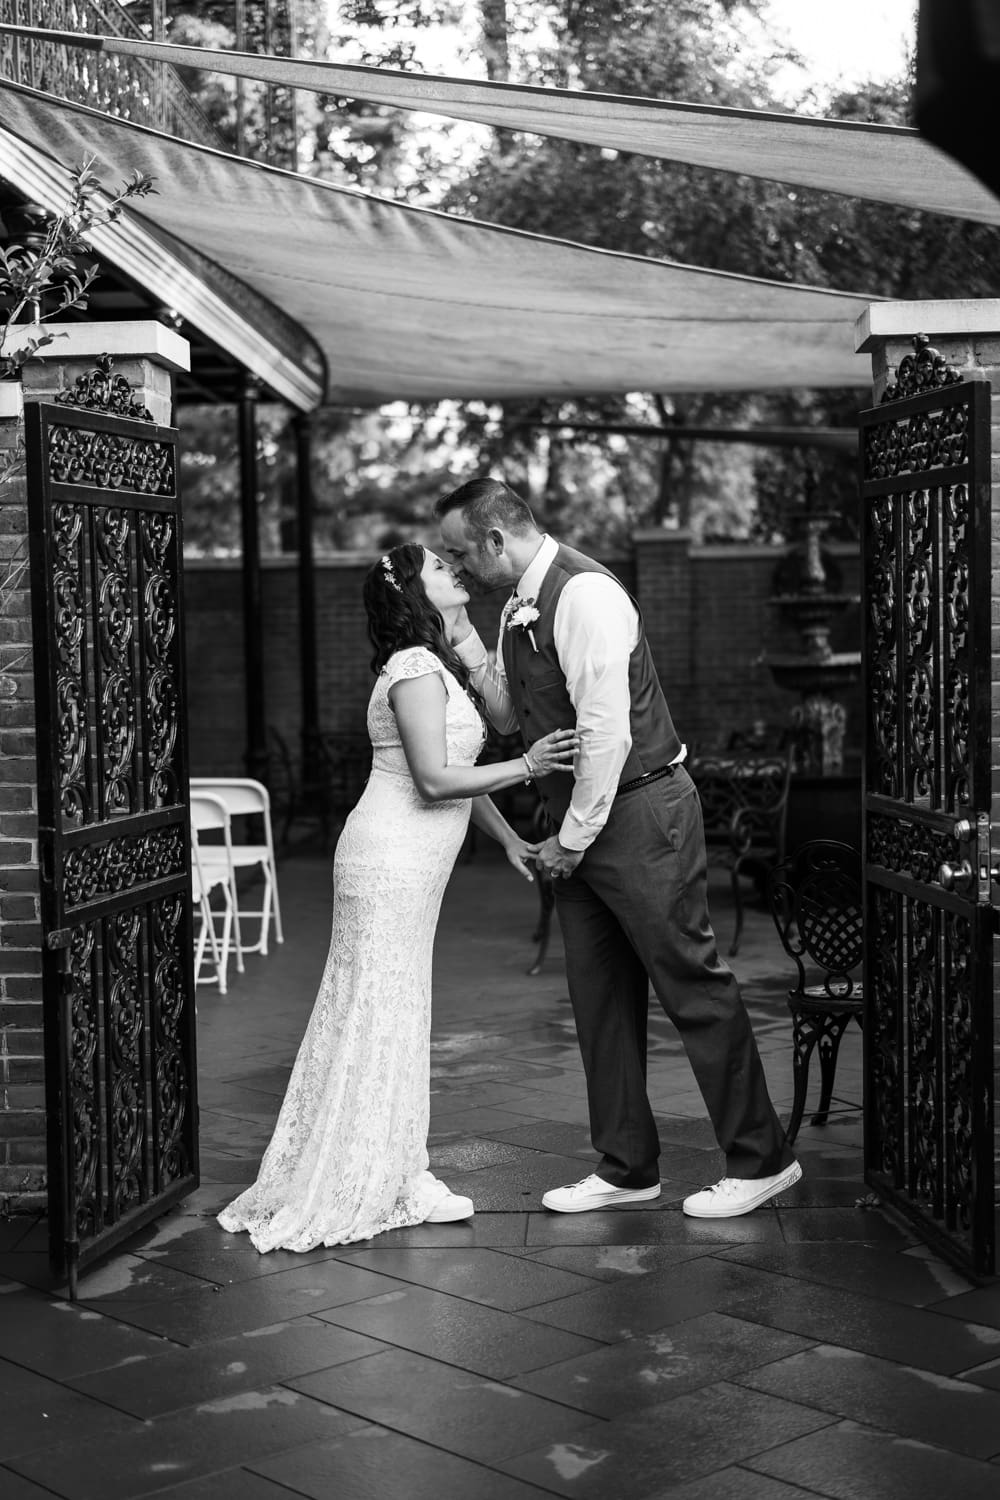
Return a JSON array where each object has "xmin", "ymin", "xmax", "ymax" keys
[
  {"xmin": 855, "ymin": 299, "xmax": 1000, "ymax": 1229},
  {"xmin": 0, "ymin": 322, "xmax": 189, "ymax": 1215}
]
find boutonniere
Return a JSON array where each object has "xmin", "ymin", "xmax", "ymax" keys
[{"xmin": 505, "ymin": 596, "xmax": 540, "ymax": 651}]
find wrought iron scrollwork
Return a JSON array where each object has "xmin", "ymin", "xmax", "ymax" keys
[
  {"xmin": 881, "ymin": 333, "xmax": 963, "ymax": 404},
  {"xmin": 63, "ymin": 826, "xmax": 186, "ymax": 912}
]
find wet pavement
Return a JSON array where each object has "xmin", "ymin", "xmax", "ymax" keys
[{"xmin": 2, "ymin": 848, "xmax": 1000, "ymax": 1498}]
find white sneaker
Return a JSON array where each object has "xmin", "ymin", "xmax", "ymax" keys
[
  {"xmin": 424, "ymin": 1191, "xmax": 474, "ymax": 1223},
  {"xmin": 682, "ymin": 1161, "xmax": 802, "ymax": 1218},
  {"xmin": 542, "ymin": 1173, "xmax": 661, "ymax": 1213}
]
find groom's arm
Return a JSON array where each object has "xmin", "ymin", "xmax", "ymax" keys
[
  {"xmin": 452, "ymin": 619, "xmax": 520, "ymax": 734},
  {"xmin": 552, "ymin": 576, "xmax": 638, "ymax": 853}
]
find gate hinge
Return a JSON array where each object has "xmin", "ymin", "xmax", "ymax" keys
[{"xmin": 45, "ymin": 928, "xmax": 73, "ymax": 973}]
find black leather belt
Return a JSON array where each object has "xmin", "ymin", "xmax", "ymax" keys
[{"xmin": 617, "ymin": 763, "xmax": 679, "ymax": 796}]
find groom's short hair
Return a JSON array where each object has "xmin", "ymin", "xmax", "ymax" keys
[{"xmin": 436, "ymin": 477, "xmax": 537, "ymax": 543}]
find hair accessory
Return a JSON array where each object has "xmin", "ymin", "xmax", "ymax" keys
[{"xmin": 381, "ymin": 554, "xmax": 401, "ymax": 592}]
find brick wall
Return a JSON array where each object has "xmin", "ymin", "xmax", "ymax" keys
[
  {"xmin": 184, "ymin": 539, "xmax": 861, "ymax": 776},
  {"xmin": 0, "ymin": 414, "xmax": 44, "ymax": 1214}
]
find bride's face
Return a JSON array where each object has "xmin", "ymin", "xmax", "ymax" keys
[{"xmin": 420, "ymin": 548, "xmax": 469, "ymax": 614}]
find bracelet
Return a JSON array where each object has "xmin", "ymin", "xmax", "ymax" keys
[{"xmin": 522, "ymin": 753, "xmax": 534, "ymax": 783}]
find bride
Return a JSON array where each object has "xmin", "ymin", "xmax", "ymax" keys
[{"xmin": 218, "ymin": 542, "xmax": 578, "ymax": 1252}]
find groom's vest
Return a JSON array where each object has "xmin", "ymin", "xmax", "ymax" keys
[{"xmin": 501, "ymin": 544, "xmax": 682, "ymax": 824}]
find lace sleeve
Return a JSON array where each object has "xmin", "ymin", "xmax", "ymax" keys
[{"xmin": 383, "ymin": 647, "xmax": 446, "ymax": 690}]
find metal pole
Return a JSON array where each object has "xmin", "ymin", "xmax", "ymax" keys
[
  {"xmin": 234, "ymin": 0, "xmax": 247, "ymax": 157},
  {"xmin": 293, "ymin": 411, "xmax": 320, "ymax": 782},
  {"xmin": 239, "ymin": 376, "xmax": 268, "ymax": 783}
]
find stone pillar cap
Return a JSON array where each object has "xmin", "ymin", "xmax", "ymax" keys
[
  {"xmin": 855, "ymin": 300, "xmax": 1000, "ymax": 352},
  {"xmin": 15, "ymin": 320, "xmax": 190, "ymax": 373}
]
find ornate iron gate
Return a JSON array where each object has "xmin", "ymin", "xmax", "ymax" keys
[
  {"xmin": 25, "ymin": 370, "xmax": 198, "ymax": 1296},
  {"xmin": 860, "ymin": 337, "xmax": 996, "ymax": 1277}
]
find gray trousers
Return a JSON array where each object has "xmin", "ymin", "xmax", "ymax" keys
[{"xmin": 553, "ymin": 766, "xmax": 793, "ymax": 1187}]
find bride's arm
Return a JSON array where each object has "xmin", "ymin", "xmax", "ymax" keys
[
  {"xmin": 469, "ymin": 796, "xmax": 540, "ymax": 883},
  {"xmin": 391, "ymin": 674, "xmax": 576, "ymax": 802}
]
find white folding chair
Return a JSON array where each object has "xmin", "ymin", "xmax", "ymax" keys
[
  {"xmin": 191, "ymin": 833, "xmax": 234, "ymax": 994},
  {"xmin": 190, "ymin": 777, "xmax": 283, "ymax": 956},
  {"xmin": 190, "ymin": 790, "xmax": 245, "ymax": 976}
]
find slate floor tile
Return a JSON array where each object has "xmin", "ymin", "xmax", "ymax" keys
[
  {"xmin": 928, "ymin": 1283, "xmax": 1000, "ymax": 1330},
  {"xmin": 339, "ymin": 1246, "xmax": 599, "ymax": 1310},
  {"xmin": 251, "ymin": 1423, "xmax": 562, "ymax": 1500},
  {"xmin": 318, "ymin": 1283, "xmax": 604, "ymax": 1378},
  {"xmin": 488, "ymin": 1121, "xmax": 602, "ymax": 1160},
  {"xmin": 0, "ymin": 1289, "xmax": 182, "ymax": 1379},
  {"xmin": 7, "ymin": 1387, "xmax": 366, "ymax": 1500},
  {"xmin": 482, "ymin": 1090, "xmax": 593, "ymax": 1127},
  {"xmin": 0, "ymin": 1355, "xmax": 145, "ymax": 1459},
  {"xmin": 719, "ymin": 1241, "xmax": 976, "ymax": 1307},
  {"xmin": 500, "ymin": 1379, "xmax": 835, "ymax": 1497},
  {"xmin": 437, "ymin": 1154, "xmax": 612, "ymax": 1212},
  {"xmin": 75, "ymin": 1253, "xmax": 222, "ymax": 1304},
  {"xmin": 137, "ymin": 1232, "xmax": 351, "ymax": 1287},
  {"xmin": 518, "ymin": 1256, "xmax": 779, "ymax": 1341},
  {"xmin": 99, "ymin": 1259, "xmax": 408, "ymax": 1344},
  {"xmin": 427, "ymin": 1138, "xmax": 531, "ymax": 1172},
  {"xmin": 740, "ymin": 1343, "xmax": 1000, "ymax": 1459},
  {"xmin": 427, "ymin": 1105, "xmax": 542, "ymax": 1136},
  {"xmin": 69, "ymin": 1317, "xmax": 386, "ymax": 1419},
  {"xmin": 745, "ymin": 1417, "xmax": 1000, "ymax": 1500},
  {"xmin": 643, "ymin": 1469, "xmax": 824, "ymax": 1500},
  {"xmin": 514, "ymin": 1312, "xmax": 813, "ymax": 1415},
  {"xmin": 0, "ymin": 1470, "xmax": 70, "ymax": 1500},
  {"xmin": 153, "ymin": 1470, "xmax": 304, "ymax": 1499},
  {"xmin": 505, "ymin": 1243, "xmax": 716, "ymax": 1282},
  {"xmin": 776, "ymin": 1207, "xmax": 913, "ymax": 1246},
  {"xmin": 726, "ymin": 1276, "xmax": 1000, "ymax": 1374},
  {"xmin": 322, "ymin": 1211, "xmax": 528, "ymax": 1252},
  {"xmin": 524, "ymin": 1209, "xmax": 785, "ymax": 1248},
  {"xmin": 290, "ymin": 1346, "xmax": 596, "ymax": 1462}
]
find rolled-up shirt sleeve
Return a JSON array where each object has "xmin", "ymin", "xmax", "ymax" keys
[
  {"xmin": 555, "ymin": 576, "xmax": 639, "ymax": 852},
  {"xmin": 452, "ymin": 628, "xmax": 520, "ymax": 735}
]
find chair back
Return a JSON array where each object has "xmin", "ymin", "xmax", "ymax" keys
[
  {"xmin": 766, "ymin": 840, "xmax": 863, "ymax": 1000},
  {"xmin": 191, "ymin": 777, "xmax": 271, "ymax": 822}
]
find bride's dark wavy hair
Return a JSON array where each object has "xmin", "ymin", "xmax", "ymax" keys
[{"xmin": 364, "ymin": 543, "xmax": 476, "ymax": 697}]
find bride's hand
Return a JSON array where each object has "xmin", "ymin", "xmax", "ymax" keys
[
  {"xmin": 525, "ymin": 728, "xmax": 580, "ymax": 777},
  {"xmin": 503, "ymin": 836, "xmax": 541, "ymax": 883},
  {"xmin": 447, "ymin": 605, "xmax": 473, "ymax": 646}
]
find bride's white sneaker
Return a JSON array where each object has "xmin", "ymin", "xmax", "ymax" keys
[
  {"xmin": 682, "ymin": 1161, "xmax": 802, "ymax": 1218},
  {"xmin": 424, "ymin": 1190, "xmax": 474, "ymax": 1223},
  {"xmin": 542, "ymin": 1173, "xmax": 661, "ymax": 1213}
]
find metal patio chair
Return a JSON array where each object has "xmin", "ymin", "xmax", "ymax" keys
[
  {"xmin": 766, "ymin": 839, "xmax": 864, "ymax": 1143},
  {"xmin": 190, "ymin": 789, "xmax": 246, "ymax": 976}
]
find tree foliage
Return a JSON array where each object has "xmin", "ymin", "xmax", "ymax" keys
[{"xmin": 168, "ymin": 1, "xmax": 1000, "ymax": 555}]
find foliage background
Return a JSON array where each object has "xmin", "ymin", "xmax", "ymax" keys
[{"xmin": 133, "ymin": 0, "xmax": 997, "ymax": 556}]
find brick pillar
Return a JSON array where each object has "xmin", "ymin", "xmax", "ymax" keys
[
  {"xmin": 856, "ymin": 299, "xmax": 1000, "ymax": 1230},
  {"xmin": 633, "ymin": 528, "xmax": 694, "ymax": 725},
  {"xmin": 0, "ymin": 322, "xmax": 189, "ymax": 1215}
]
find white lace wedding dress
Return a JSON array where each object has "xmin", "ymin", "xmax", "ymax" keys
[{"xmin": 218, "ymin": 646, "xmax": 486, "ymax": 1252}]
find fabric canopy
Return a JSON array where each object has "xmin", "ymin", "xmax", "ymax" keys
[
  {"xmin": 0, "ymin": 82, "xmax": 878, "ymax": 407},
  {"xmin": 10, "ymin": 23, "xmax": 999, "ymax": 226}
]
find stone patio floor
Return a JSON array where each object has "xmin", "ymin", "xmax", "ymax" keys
[{"xmin": 2, "ymin": 848, "xmax": 1000, "ymax": 1499}]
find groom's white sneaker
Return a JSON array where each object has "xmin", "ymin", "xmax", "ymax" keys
[
  {"xmin": 682, "ymin": 1161, "xmax": 802, "ymax": 1218},
  {"xmin": 425, "ymin": 1190, "xmax": 474, "ymax": 1223},
  {"xmin": 542, "ymin": 1174, "xmax": 661, "ymax": 1213}
]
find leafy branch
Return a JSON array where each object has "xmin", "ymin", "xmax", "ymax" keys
[{"xmin": 0, "ymin": 156, "xmax": 157, "ymax": 379}]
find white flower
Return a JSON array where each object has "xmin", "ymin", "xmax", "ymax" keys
[{"xmin": 505, "ymin": 597, "xmax": 540, "ymax": 651}]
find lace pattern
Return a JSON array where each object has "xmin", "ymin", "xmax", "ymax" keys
[{"xmin": 218, "ymin": 647, "xmax": 485, "ymax": 1251}]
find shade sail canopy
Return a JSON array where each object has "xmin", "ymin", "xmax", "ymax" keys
[
  {"xmin": 0, "ymin": 82, "xmax": 877, "ymax": 408},
  {"xmin": 13, "ymin": 24, "xmax": 1000, "ymax": 226}
]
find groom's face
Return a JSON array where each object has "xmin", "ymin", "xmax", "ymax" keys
[{"xmin": 439, "ymin": 511, "xmax": 510, "ymax": 594}]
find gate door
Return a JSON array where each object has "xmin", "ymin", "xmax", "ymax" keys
[
  {"xmin": 25, "ymin": 375, "xmax": 198, "ymax": 1296},
  {"xmin": 860, "ymin": 339, "xmax": 995, "ymax": 1277}
]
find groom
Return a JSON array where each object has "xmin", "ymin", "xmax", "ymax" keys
[{"xmin": 437, "ymin": 477, "xmax": 800, "ymax": 1218}]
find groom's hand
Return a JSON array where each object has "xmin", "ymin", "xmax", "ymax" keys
[{"xmin": 536, "ymin": 836, "xmax": 584, "ymax": 879}]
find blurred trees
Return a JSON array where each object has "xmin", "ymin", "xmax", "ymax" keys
[{"xmin": 165, "ymin": 1, "xmax": 1000, "ymax": 555}]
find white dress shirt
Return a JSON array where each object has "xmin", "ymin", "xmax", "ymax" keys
[{"xmin": 454, "ymin": 535, "xmax": 642, "ymax": 852}]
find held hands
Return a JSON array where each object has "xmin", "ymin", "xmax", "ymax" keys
[
  {"xmin": 524, "ymin": 728, "xmax": 579, "ymax": 778},
  {"xmin": 503, "ymin": 835, "xmax": 543, "ymax": 883},
  {"xmin": 535, "ymin": 835, "xmax": 584, "ymax": 880}
]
